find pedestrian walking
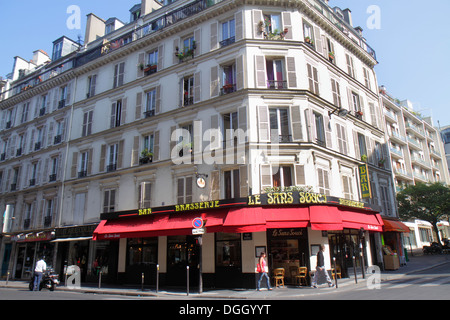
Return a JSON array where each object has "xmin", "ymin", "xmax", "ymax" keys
[
  {"xmin": 311, "ymin": 245, "xmax": 334, "ymax": 288},
  {"xmin": 33, "ymin": 256, "xmax": 47, "ymax": 291},
  {"xmin": 256, "ymin": 252, "xmax": 272, "ymax": 291}
]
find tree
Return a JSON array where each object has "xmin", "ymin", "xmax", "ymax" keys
[{"xmin": 397, "ymin": 182, "xmax": 450, "ymax": 244}]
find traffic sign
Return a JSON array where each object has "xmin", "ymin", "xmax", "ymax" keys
[
  {"xmin": 192, "ymin": 228, "xmax": 205, "ymax": 235},
  {"xmin": 192, "ymin": 217, "xmax": 203, "ymax": 229}
]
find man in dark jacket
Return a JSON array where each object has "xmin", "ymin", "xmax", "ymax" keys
[{"xmin": 311, "ymin": 245, "xmax": 334, "ymax": 288}]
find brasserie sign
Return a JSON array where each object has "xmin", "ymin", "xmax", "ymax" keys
[{"xmin": 101, "ymin": 190, "xmax": 375, "ymax": 220}]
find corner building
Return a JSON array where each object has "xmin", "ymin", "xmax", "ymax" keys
[{"xmin": 1, "ymin": 0, "xmax": 398, "ymax": 289}]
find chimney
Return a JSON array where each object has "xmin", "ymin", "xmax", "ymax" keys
[
  {"xmin": 141, "ymin": 0, "xmax": 162, "ymax": 17},
  {"xmin": 342, "ymin": 9, "xmax": 353, "ymax": 27},
  {"xmin": 32, "ymin": 50, "xmax": 50, "ymax": 66},
  {"xmin": 85, "ymin": 13, "xmax": 106, "ymax": 45}
]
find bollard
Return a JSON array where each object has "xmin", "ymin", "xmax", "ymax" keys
[
  {"xmin": 360, "ymin": 252, "xmax": 366, "ymax": 279},
  {"xmin": 186, "ymin": 266, "xmax": 189, "ymax": 296},
  {"xmin": 156, "ymin": 264, "xmax": 159, "ymax": 293},
  {"xmin": 333, "ymin": 257, "xmax": 338, "ymax": 289},
  {"xmin": 98, "ymin": 271, "xmax": 102, "ymax": 289},
  {"xmin": 6, "ymin": 271, "xmax": 10, "ymax": 286},
  {"xmin": 352, "ymin": 256, "xmax": 357, "ymax": 284},
  {"xmin": 141, "ymin": 273, "xmax": 145, "ymax": 291}
]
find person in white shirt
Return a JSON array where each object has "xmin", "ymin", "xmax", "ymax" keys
[{"xmin": 33, "ymin": 257, "xmax": 47, "ymax": 291}]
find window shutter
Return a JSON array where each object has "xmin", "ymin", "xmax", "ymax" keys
[
  {"xmin": 137, "ymin": 52, "xmax": 145, "ymax": 78},
  {"xmin": 210, "ymin": 66, "xmax": 219, "ymax": 98},
  {"xmin": 353, "ymin": 130, "xmax": 360, "ymax": 159},
  {"xmin": 185, "ymin": 177, "xmax": 193, "ymax": 203},
  {"xmin": 117, "ymin": 139, "xmax": 124, "ymax": 169},
  {"xmin": 153, "ymin": 130, "xmax": 160, "ymax": 161},
  {"xmin": 260, "ymin": 164, "xmax": 272, "ymax": 191},
  {"xmin": 121, "ymin": 98, "xmax": 127, "ymax": 125},
  {"xmin": 135, "ymin": 92, "xmax": 142, "ymax": 120},
  {"xmin": 47, "ymin": 121, "xmax": 54, "ymax": 146},
  {"xmin": 71, "ymin": 152, "xmax": 78, "ymax": 178},
  {"xmin": 132, "ymin": 136, "xmax": 139, "ymax": 166},
  {"xmin": 100, "ymin": 144, "xmax": 106, "ymax": 172},
  {"xmin": 173, "ymin": 38, "xmax": 179, "ymax": 65},
  {"xmin": 282, "ymin": 12, "xmax": 293, "ymax": 40},
  {"xmin": 313, "ymin": 26, "xmax": 323, "ymax": 54},
  {"xmin": 210, "ymin": 170, "xmax": 220, "ymax": 200},
  {"xmin": 177, "ymin": 178, "xmax": 185, "ymax": 204},
  {"xmin": 304, "ymin": 108, "xmax": 315, "ymax": 142},
  {"xmin": 87, "ymin": 149, "xmax": 93, "ymax": 175},
  {"xmin": 290, "ymin": 105, "xmax": 303, "ymax": 141},
  {"xmin": 118, "ymin": 62, "xmax": 125, "ymax": 87},
  {"xmin": 257, "ymin": 105, "xmax": 270, "ymax": 142},
  {"xmin": 294, "ymin": 164, "xmax": 305, "ymax": 185},
  {"xmin": 170, "ymin": 126, "xmax": 177, "ymax": 159},
  {"xmin": 194, "ymin": 28, "xmax": 201, "ymax": 56},
  {"xmin": 253, "ymin": 10, "xmax": 263, "ymax": 39},
  {"xmin": 110, "ymin": 102, "xmax": 117, "ymax": 128},
  {"xmin": 239, "ymin": 165, "xmax": 248, "ymax": 197},
  {"xmin": 155, "ymin": 86, "xmax": 161, "ymax": 114},
  {"xmin": 236, "ymin": 55, "xmax": 244, "ymax": 91},
  {"xmin": 238, "ymin": 106, "xmax": 247, "ymax": 144},
  {"xmin": 286, "ymin": 57, "xmax": 297, "ymax": 88},
  {"xmin": 140, "ymin": 182, "xmax": 152, "ymax": 208},
  {"xmin": 210, "ymin": 114, "xmax": 220, "ymax": 150},
  {"xmin": 194, "ymin": 71, "xmax": 201, "ymax": 103},
  {"xmin": 235, "ymin": 11, "xmax": 243, "ymax": 41},
  {"xmin": 157, "ymin": 44, "xmax": 164, "ymax": 71},
  {"xmin": 324, "ymin": 115, "xmax": 332, "ymax": 149},
  {"xmin": 255, "ymin": 56, "xmax": 266, "ymax": 88},
  {"xmin": 210, "ymin": 22, "xmax": 218, "ymax": 51}
]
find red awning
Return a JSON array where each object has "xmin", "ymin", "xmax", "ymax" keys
[
  {"xmin": 383, "ymin": 219, "xmax": 410, "ymax": 233},
  {"xmin": 93, "ymin": 205, "xmax": 383, "ymax": 240},
  {"xmin": 309, "ymin": 206, "xmax": 343, "ymax": 231},
  {"xmin": 340, "ymin": 208, "xmax": 384, "ymax": 232}
]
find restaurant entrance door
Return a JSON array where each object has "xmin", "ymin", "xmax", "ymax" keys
[
  {"xmin": 267, "ymin": 228, "xmax": 309, "ymax": 284},
  {"xmin": 166, "ymin": 235, "xmax": 199, "ymax": 287}
]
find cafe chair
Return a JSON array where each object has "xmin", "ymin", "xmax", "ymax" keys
[
  {"xmin": 295, "ymin": 266, "xmax": 308, "ymax": 286},
  {"xmin": 331, "ymin": 265, "xmax": 342, "ymax": 280},
  {"xmin": 272, "ymin": 268, "xmax": 285, "ymax": 288}
]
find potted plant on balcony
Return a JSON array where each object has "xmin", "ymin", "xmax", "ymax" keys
[
  {"xmin": 356, "ymin": 110, "xmax": 363, "ymax": 117},
  {"xmin": 140, "ymin": 148, "xmax": 153, "ymax": 164},
  {"xmin": 361, "ymin": 154, "xmax": 368, "ymax": 162},
  {"xmin": 328, "ymin": 51, "xmax": 335, "ymax": 61},
  {"xmin": 305, "ymin": 36, "xmax": 314, "ymax": 45},
  {"xmin": 138, "ymin": 63, "xmax": 145, "ymax": 71},
  {"xmin": 378, "ymin": 158, "xmax": 386, "ymax": 168}
]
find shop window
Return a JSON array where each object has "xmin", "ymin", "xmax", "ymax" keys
[
  {"xmin": 216, "ymin": 233, "xmax": 241, "ymax": 267},
  {"xmin": 127, "ymin": 238, "xmax": 158, "ymax": 266}
]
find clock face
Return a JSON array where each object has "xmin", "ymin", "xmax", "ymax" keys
[{"xmin": 196, "ymin": 177, "xmax": 206, "ymax": 188}]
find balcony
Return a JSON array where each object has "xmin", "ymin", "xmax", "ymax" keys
[
  {"xmin": 394, "ymin": 168, "xmax": 414, "ymax": 181},
  {"xmin": 16, "ymin": 148, "xmax": 22, "ymax": 157},
  {"xmin": 78, "ymin": 170, "xmax": 87, "ymax": 178},
  {"xmin": 413, "ymin": 171, "xmax": 428, "ymax": 182},
  {"xmin": 0, "ymin": 153, "xmax": 5, "ymax": 161},
  {"xmin": 389, "ymin": 131, "xmax": 407, "ymax": 145},
  {"xmin": 10, "ymin": 183, "xmax": 17, "ymax": 191},
  {"xmin": 49, "ymin": 173, "xmax": 57, "ymax": 182},
  {"xmin": 144, "ymin": 109, "xmax": 155, "ymax": 118},
  {"xmin": 407, "ymin": 136, "xmax": 422, "ymax": 150},
  {"xmin": 44, "ymin": 215, "xmax": 52, "ymax": 228},
  {"xmin": 267, "ymin": 80, "xmax": 287, "ymax": 90},
  {"xmin": 410, "ymin": 154, "xmax": 430, "ymax": 168},
  {"xmin": 220, "ymin": 36, "xmax": 235, "ymax": 48},
  {"xmin": 23, "ymin": 218, "xmax": 31, "ymax": 229},
  {"xmin": 106, "ymin": 163, "xmax": 117, "ymax": 172},
  {"xmin": 405, "ymin": 122, "xmax": 425, "ymax": 138},
  {"xmin": 220, "ymin": 84, "xmax": 236, "ymax": 96},
  {"xmin": 39, "ymin": 108, "xmax": 46, "ymax": 116},
  {"xmin": 389, "ymin": 147, "xmax": 403, "ymax": 158},
  {"xmin": 34, "ymin": 142, "xmax": 41, "ymax": 151},
  {"xmin": 58, "ymin": 99, "xmax": 66, "ymax": 109},
  {"xmin": 29, "ymin": 178, "xmax": 36, "ymax": 186},
  {"xmin": 54, "ymin": 134, "xmax": 62, "ymax": 145}
]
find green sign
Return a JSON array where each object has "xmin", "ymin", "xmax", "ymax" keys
[{"xmin": 358, "ymin": 164, "xmax": 372, "ymax": 198}]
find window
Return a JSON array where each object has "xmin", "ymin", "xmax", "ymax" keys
[
  {"xmin": 59, "ymin": 86, "xmax": 67, "ymax": 108},
  {"xmin": 54, "ymin": 120, "xmax": 65, "ymax": 144},
  {"xmin": 221, "ymin": 63, "xmax": 236, "ymax": 95},
  {"xmin": 24, "ymin": 202, "xmax": 33, "ymax": 229},
  {"xmin": 266, "ymin": 58, "xmax": 285, "ymax": 89},
  {"xmin": 139, "ymin": 182, "xmax": 151, "ymax": 208},
  {"xmin": 21, "ymin": 102, "xmax": 30, "ymax": 123},
  {"xmin": 87, "ymin": 75, "xmax": 97, "ymax": 98},
  {"xmin": 331, "ymin": 79, "xmax": 341, "ymax": 108},
  {"xmin": 110, "ymin": 100, "xmax": 122, "ymax": 128},
  {"xmin": 30, "ymin": 162, "xmax": 38, "ymax": 186},
  {"xmin": 221, "ymin": 19, "xmax": 235, "ymax": 47},
  {"xmin": 35, "ymin": 127, "xmax": 43, "ymax": 150},
  {"xmin": 270, "ymin": 108, "xmax": 290, "ymax": 142},
  {"xmin": 107, "ymin": 144, "xmax": 118, "ymax": 172},
  {"xmin": 223, "ymin": 112, "xmax": 238, "ymax": 147},
  {"xmin": 307, "ymin": 64, "xmax": 319, "ymax": 95},
  {"xmin": 326, "ymin": 37, "xmax": 335, "ymax": 64},
  {"xmin": 224, "ymin": 169, "xmax": 240, "ymax": 199},
  {"xmin": 317, "ymin": 168, "xmax": 330, "ymax": 195},
  {"xmin": 182, "ymin": 76, "xmax": 194, "ymax": 106},
  {"xmin": 113, "ymin": 62, "xmax": 125, "ymax": 88},
  {"xmin": 379, "ymin": 183, "xmax": 391, "ymax": 215},
  {"xmin": 216, "ymin": 233, "xmax": 241, "ymax": 268},
  {"xmin": 303, "ymin": 21, "xmax": 314, "ymax": 45},
  {"xmin": 263, "ymin": 13, "xmax": 281, "ymax": 35},
  {"xmin": 103, "ymin": 189, "xmax": 116, "ymax": 213},
  {"xmin": 44, "ymin": 199, "xmax": 54, "ymax": 227},
  {"xmin": 78, "ymin": 151, "xmax": 89, "ymax": 178},
  {"xmin": 52, "ymin": 41, "xmax": 63, "ymax": 61},
  {"xmin": 177, "ymin": 176, "xmax": 193, "ymax": 204},
  {"xmin": 350, "ymin": 91, "xmax": 361, "ymax": 113},
  {"xmin": 145, "ymin": 50, "xmax": 158, "ymax": 75},
  {"xmin": 49, "ymin": 157, "xmax": 58, "ymax": 181},
  {"xmin": 357, "ymin": 133, "xmax": 367, "ymax": 160},
  {"xmin": 127, "ymin": 238, "xmax": 157, "ymax": 267},
  {"xmin": 272, "ymin": 166, "xmax": 293, "ymax": 188},
  {"xmin": 11, "ymin": 167, "xmax": 20, "ymax": 191},
  {"xmin": 145, "ymin": 90, "xmax": 156, "ymax": 117},
  {"xmin": 82, "ymin": 110, "xmax": 93, "ymax": 137},
  {"xmin": 143, "ymin": 134, "xmax": 154, "ymax": 155},
  {"xmin": 314, "ymin": 112, "xmax": 325, "ymax": 146},
  {"xmin": 346, "ymin": 54, "xmax": 355, "ymax": 78}
]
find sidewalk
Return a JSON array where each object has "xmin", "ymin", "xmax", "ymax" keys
[{"xmin": 1, "ymin": 253, "xmax": 448, "ymax": 299}]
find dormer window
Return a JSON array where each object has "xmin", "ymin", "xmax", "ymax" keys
[
  {"xmin": 52, "ymin": 41, "xmax": 63, "ymax": 61},
  {"xmin": 130, "ymin": 4, "xmax": 141, "ymax": 22}
]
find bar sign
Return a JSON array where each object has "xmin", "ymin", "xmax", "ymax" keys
[{"xmin": 358, "ymin": 164, "xmax": 372, "ymax": 198}]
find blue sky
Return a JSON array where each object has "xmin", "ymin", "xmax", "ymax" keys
[{"xmin": 1, "ymin": 0, "xmax": 449, "ymax": 127}]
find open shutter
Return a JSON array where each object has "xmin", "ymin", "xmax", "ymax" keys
[
  {"xmin": 313, "ymin": 26, "xmax": 323, "ymax": 54},
  {"xmin": 99, "ymin": 144, "xmax": 106, "ymax": 172},
  {"xmin": 210, "ymin": 66, "xmax": 219, "ymax": 98},
  {"xmin": 324, "ymin": 115, "xmax": 332, "ymax": 149},
  {"xmin": 294, "ymin": 164, "xmax": 305, "ymax": 185},
  {"xmin": 132, "ymin": 136, "xmax": 140, "ymax": 166},
  {"xmin": 253, "ymin": 10, "xmax": 263, "ymax": 39},
  {"xmin": 121, "ymin": 98, "xmax": 127, "ymax": 125},
  {"xmin": 140, "ymin": 182, "xmax": 152, "ymax": 208},
  {"xmin": 236, "ymin": 55, "xmax": 244, "ymax": 90},
  {"xmin": 353, "ymin": 130, "xmax": 360, "ymax": 160},
  {"xmin": 194, "ymin": 71, "xmax": 201, "ymax": 103},
  {"xmin": 194, "ymin": 28, "xmax": 201, "ymax": 56},
  {"xmin": 290, "ymin": 105, "xmax": 303, "ymax": 141},
  {"xmin": 71, "ymin": 152, "xmax": 78, "ymax": 178},
  {"xmin": 282, "ymin": 12, "xmax": 293, "ymax": 40},
  {"xmin": 173, "ymin": 38, "xmax": 179, "ymax": 65},
  {"xmin": 185, "ymin": 177, "xmax": 193, "ymax": 203},
  {"xmin": 260, "ymin": 164, "xmax": 272, "ymax": 191},
  {"xmin": 117, "ymin": 139, "xmax": 124, "ymax": 169},
  {"xmin": 135, "ymin": 92, "xmax": 142, "ymax": 120},
  {"xmin": 239, "ymin": 165, "xmax": 248, "ymax": 197},
  {"xmin": 238, "ymin": 106, "xmax": 247, "ymax": 144},
  {"xmin": 210, "ymin": 170, "xmax": 220, "ymax": 200},
  {"xmin": 155, "ymin": 85, "xmax": 161, "ymax": 114},
  {"xmin": 286, "ymin": 57, "xmax": 297, "ymax": 88},
  {"xmin": 255, "ymin": 55, "xmax": 266, "ymax": 88},
  {"xmin": 235, "ymin": 11, "xmax": 243, "ymax": 41},
  {"xmin": 257, "ymin": 105, "xmax": 270, "ymax": 142},
  {"xmin": 153, "ymin": 130, "xmax": 160, "ymax": 161},
  {"xmin": 210, "ymin": 114, "xmax": 220, "ymax": 150},
  {"xmin": 210, "ymin": 22, "xmax": 218, "ymax": 51},
  {"xmin": 137, "ymin": 52, "xmax": 145, "ymax": 78}
]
